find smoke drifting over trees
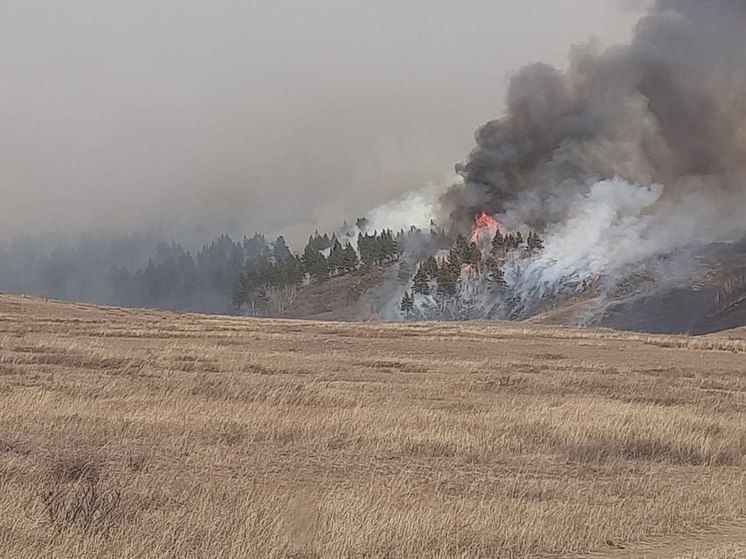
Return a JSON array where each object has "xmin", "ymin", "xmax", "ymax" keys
[
  {"xmin": 433, "ymin": 0, "xmax": 746, "ymax": 315},
  {"xmin": 444, "ymin": 0, "xmax": 746, "ymax": 235},
  {"xmin": 2, "ymin": 1, "xmax": 745, "ymax": 333}
]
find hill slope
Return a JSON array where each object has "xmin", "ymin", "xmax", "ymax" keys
[
  {"xmin": 1, "ymin": 295, "xmax": 746, "ymax": 558},
  {"xmin": 280, "ymin": 264, "xmax": 394, "ymax": 321}
]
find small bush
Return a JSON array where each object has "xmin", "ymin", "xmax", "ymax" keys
[
  {"xmin": 38, "ymin": 478, "xmax": 122, "ymax": 534},
  {"xmin": 37, "ymin": 455, "xmax": 123, "ymax": 534}
]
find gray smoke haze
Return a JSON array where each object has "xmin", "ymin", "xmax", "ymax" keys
[
  {"xmin": 443, "ymin": 0, "xmax": 746, "ymax": 236},
  {"xmin": 0, "ymin": 1, "xmax": 640, "ymax": 246},
  {"xmin": 418, "ymin": 0, "xmax": 746, "ymax": 327}
]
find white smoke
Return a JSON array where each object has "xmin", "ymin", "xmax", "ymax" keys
[
  {"xmin": 364, "ymin": 179, "xmax": 452, "ymax": 233},
  {"xmin": 511, "ymin": 177, "xmax": 663, "ymax": 302}
]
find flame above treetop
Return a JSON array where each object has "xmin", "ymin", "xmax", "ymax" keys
[{"xmin": 470, "ymin": 211, "xmax": 500, "ymax": 244}]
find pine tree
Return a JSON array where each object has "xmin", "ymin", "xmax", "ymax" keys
[
  {"xmin": 492, "ymin": 230, "xmax": 505, "ymax": 257},
  {"xmin": 397, "ymin": 260, "xmax": 413, "ymax": 282},
  {"xmin": 436, "ymin": 263, "xmax": 457, "ymax": 297},
  {"xmin": 282, "ymin": 255, "xmax": 305, "ymax": 287},
  {"xmin": 504, "ymin": 233, "xmax": 515, "ymax": 252},
  {"xmin": 527, "ymin": 231, "xmax": 545, "ymax": 252},
  {"xmin": 400, "ymin": 291, "xmax": 414, "ymax": 317},
  {"xmin": 445, "ymin": 249, "xmax": 462, "ymax": 277},
  {"xmin": 378, "ymin": 230, "xmax": 398, "ymax": 263},
  {"xmin": 485, "ymin": 257, "xmax": 508, "ymax": 289},
  {"xmin": 466, "ymin": 241, "xmax": 482, "ymax": 266},
  {"xmin": 312, "ymin": 253, "xmax": 329, "ymax": 282},
  {"xmin": 412, "ymin": 266, "xmax": 431, "ymax": 296},
  {"xmin": 355, "ymin": 217, "xmax": 369, "ymax": 232},
  {"xmin": 422, "ymin": 255, "xmax": 439, "ymax": 279},
  {"xmin": 452, "ymin": 234, "xmax": 482, "ymax": 266},
  {"xmin": 454, "ymin": 234, "xmax": 472, "ymax": 263},
  {"xmin": 358, "ymin": 232, "xmax": 384, "ymax": 267},
  {"xmin": 328, "ymin": 238, "xmax": 344, "ymax": 276},
  {"xmin": 272, "ymin": 236, "xmax": 291, "ymax": 262},
  {"xmin": 302, "ymin": 242, "xmax": 328, "ymax": 283},
  {"xmin": 341, "ymin": 243, "xmax": 359, "ymax": 273}
]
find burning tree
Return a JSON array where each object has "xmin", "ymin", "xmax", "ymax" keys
[{"xmin": 399, "ymin": 210, "xmax": 553, "ymax": 320}]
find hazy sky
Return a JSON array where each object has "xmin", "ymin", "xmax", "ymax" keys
[{"xmin": 0, "ymin": 1, "xmax": 644, "ymax": 244}]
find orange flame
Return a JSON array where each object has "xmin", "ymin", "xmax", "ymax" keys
[
  {"xmin": 459, "ymin": 263, "xmax": 475, "ymax": 283},
  {"xmin": 470, "ymin": 211, "xmax": 500, "ymax": 244}
]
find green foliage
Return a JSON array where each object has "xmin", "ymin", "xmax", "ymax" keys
[
  {"xmin": 328, "ymin": 239, "xmax": 344, "ymax": 276},
  {"xmin": 341, "ymin": 243, "xmax": 359, "ymax": 273},
  {"xmin": 485, "ymin": 257, "xmax": 508, "ymax": 289},
  {"xmin": 272, "ymin": 236, "xmax": 292, "ymax": 262},
  {"xmin": 527, "ymin": 231, "xmax": 545, "ymax": 253},
  {"xmin": 400, "ymin": 290, "xmax": 414, "ymax": 316},
  {"xmin": 397, "ymin": 260, "xmax": 413, "ymax": 282},
  {"xmin": 302, "ymin": 242, "xmax": 329, "ymax": 283},
  {"xmin": 491, "ymin": 230, "xmax": 506, "ymax": 258},
  {"xmin": 412, "ymin": 266, "xmax": 431, "ymax": 296},
  {"xmin": 357, "ymin": 230, "xmax": 399, "ymax": 267},
  {"xmin": 421, "ymin": 255, "xmax": 439, "ymax": 280},
  {"xmin": 454, "ymin": 234, "xmax": 481, "ymax": 265},
  {"xmin": 436, "ymin": 260, "xmax": 458, "ymax": 297}
]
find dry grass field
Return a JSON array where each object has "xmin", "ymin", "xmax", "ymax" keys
[{"xmin": 1, "ymin": 294, "xmax": 746, "ymax": 558}]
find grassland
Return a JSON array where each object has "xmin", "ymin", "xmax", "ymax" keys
[{"xmin": 1, "ymin": 294, "xmax": 745, "ymax": 558}]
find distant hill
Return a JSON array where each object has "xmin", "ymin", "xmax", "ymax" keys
[{"xmin": 279, "ymin": 264, "xmax": 395, "ymax": 321}]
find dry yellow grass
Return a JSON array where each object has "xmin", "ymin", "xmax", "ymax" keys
[
  {"xmin": 676, "ymin": 546, "xmax": 746, "ymax": 559},
  {"xmin": 1, "ymin": 294, "xmax": 746, "ymax": 558}
]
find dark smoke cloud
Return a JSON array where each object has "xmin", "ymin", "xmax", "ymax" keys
[{"xmin": 442, "ymin": 0, "xmax": 746, "ymax": 234}]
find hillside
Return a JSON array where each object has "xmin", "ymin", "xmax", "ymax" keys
[
  {"xmin": 280, "ymin": 264, "xmax": 395, "ymax": 321},
  {"xmin": 1, "ymin": 294, "xmax": 746, "ymax": 558},
  {"xmin": 515, "ymin": 241, "xmax": 746, "ymax": 335}
]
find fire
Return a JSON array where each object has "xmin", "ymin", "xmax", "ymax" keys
[{"xmin": 470, "ymin": 210, "xmax": 500, "ymax": 244}]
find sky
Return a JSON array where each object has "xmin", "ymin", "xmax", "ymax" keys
[{"xmin": 0, "ymin": 1, "xmax": 645, "ymax": 245}]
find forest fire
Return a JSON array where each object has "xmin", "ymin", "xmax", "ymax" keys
[{"xmin": 470, "ymin": 211, "xmax": 500, "ymax": 244}]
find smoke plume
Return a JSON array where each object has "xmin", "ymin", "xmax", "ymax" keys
[
  {"xmin": 371, "ymin": 0, "xmax": 746, "ymax": 327},
  {"xmin": 442, "ymin": 0, "xmax": 746, "ymax": 248}
]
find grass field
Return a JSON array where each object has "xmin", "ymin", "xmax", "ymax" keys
[{"xmin": 1, "ymin": 294, "xmax": 746, "ymax": 558}]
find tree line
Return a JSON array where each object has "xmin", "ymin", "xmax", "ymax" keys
[{"xmin": 401, "ymin": 229, "xmax": 545, "ymax": 315}]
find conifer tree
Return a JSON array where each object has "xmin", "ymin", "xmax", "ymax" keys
[
  {"xmin": 454, "ymin": 234, "xmax": 472, "ymax": 263},
  {"xmin": 397, "ymin": 260, "xmax": 413, "ymax": 282},
  {"xmin": 302, "ymin": 242, "xmax": 328, "ymax": 283},
  {"xmin": 445, "ymin": 249, "xmax": 462, "ymax": 277},
  {"xmin": 272, "ymin": 236, "xmax": 291, "ymax": 262},
  {"xmin": 285, "ymin": 254, "xmax": 306, "ymax": 286},
  {"xmin": 380, "ymin": 230, "xmax": 398, "ymax": 262},
  {"xmin": 436, "ymin": 260, "xmax": 458, "ymax": 297},
  {"xmin": 485, "ymin": 257, "xmax": 508, "ymax": 289},
  {"xmin": 412, "ymin": 266, "xmax": 431, "ymax": 296},
  {"xmin": 400, "ymin": 290, "xmax": 414, "ymax": 316},
  {"xmin": 422, "ymin": 255, "xmax": 439, "ymax": 279},
  {"xmin": 527, "ymin": 231, "xmax": 545, "ymax": 252},
  {"xmin": 504, "ymin": 233, "xmax": 515, "ymax": 251},
  {"xmin": 466, "ymin": 241, "xmax": 482, "ymax": 266},
  {"xmin": 341, "ymin": 242, "xmax": 359, "ymax": 273},
  {"xmin": 328, "ymin": 238, "xmax": 344, "ymax": 276}
]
